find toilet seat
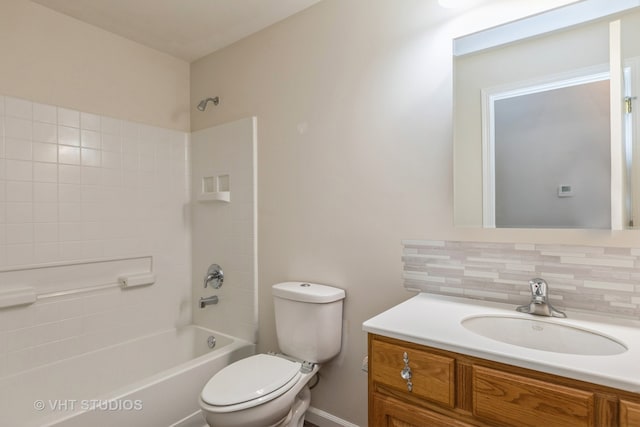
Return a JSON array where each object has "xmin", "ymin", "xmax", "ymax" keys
[{"xmin": 201, "ymin": 354, "xmax": 302, "ymax": 411}]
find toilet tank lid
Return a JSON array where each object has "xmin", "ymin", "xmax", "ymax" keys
[{"xmin": 273, "ymin": 282, "xmax": 345, "ymax": 303}]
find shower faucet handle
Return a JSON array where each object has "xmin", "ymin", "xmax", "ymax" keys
[{"xmin": 204, "ymin": 264, "xmax": 224, "ymax": 289}]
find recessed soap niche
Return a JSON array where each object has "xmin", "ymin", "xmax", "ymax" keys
[{"xmin": 198, "ymin": 174, "xmax": 231, "ymax": 202}]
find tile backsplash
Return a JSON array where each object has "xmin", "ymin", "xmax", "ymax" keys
[{"xmin": 403, "ymin": 240, "xmax": 640, "ymax": 318}]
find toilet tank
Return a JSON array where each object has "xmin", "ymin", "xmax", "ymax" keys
[{"xmin": 272, "ymin": 282, "xmax": 345, "ymax": 363}]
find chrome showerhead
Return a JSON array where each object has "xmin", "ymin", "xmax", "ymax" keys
[{"xmin": 197, "ymin": 96, "xmax": 220, "ymax": 111}]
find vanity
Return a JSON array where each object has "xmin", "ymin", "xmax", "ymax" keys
[{"xmin": 363, "ymin": 294, "xmax": 640, "ymax": 427}]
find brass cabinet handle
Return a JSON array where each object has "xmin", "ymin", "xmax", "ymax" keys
[{"xmin": 401, "ymin": 352, "xmax": 413, "ymax": 392}]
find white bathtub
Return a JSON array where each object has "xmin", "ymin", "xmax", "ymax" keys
[{"xmin": 0, "ymin": 325, "xmax": 255, "ymax": 427}]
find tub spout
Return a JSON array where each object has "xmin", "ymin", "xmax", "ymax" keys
[{"xmin": 199, "ymin": 295, "xmax": 219, "ymax": 309}]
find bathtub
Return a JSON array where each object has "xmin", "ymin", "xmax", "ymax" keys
[{"xmin": 0, "ymin": 325, "xmax": 255, "ymax": 427}]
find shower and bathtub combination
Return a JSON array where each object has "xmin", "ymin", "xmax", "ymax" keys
[
  {"xmin": 2, "ymin": 326, "xmax": 254, "ymax": 427},
  {"xmin": 0, "ymin": 95, "xmax": 258, "ymax": 426}
]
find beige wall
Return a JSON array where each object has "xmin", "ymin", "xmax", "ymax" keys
[
  {"xmin": 191, "ymin": 0, "xmax": 640, "ymax": 425},
  {"xmin": 0, "ymin": 0, "xmax": 190, "ymax": 131}
]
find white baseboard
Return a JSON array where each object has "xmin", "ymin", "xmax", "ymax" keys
[
  {"xmin": 171, "ymin": 406, "xmax": 359, "ymax": 427},
  {"xmin": 305, "ymin": 406, "xmax": 360, "ymax": 427}
]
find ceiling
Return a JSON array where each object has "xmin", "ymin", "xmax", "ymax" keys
[{"xmin": 30, "ymin": 0, "xmax": 322, "ymax": 62}]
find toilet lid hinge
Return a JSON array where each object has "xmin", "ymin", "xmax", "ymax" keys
[{"xmin": 300, "ymin": 361, "xmax": 315, "ymax": 374}]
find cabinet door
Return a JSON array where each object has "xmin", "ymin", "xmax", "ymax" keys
[
  {"xmin": 473, "ymin": 365, "xmax": 595, "ymax": 427},
  {"xmin": 372, "ymin": 394, "xmax": 472, "ymax": 427},
  {"xmin": 620, "ymin": 399, "xmax": 640, "ymax": 427}
]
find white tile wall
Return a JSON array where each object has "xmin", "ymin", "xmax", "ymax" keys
[
  {"xmin": 0, "ymin": 95, "xmax": 192, "ymax": 377},
  {"xmin": 191, "ymin": 118, "xmax": 257, "ymax": 343}
]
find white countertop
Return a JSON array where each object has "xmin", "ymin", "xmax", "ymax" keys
[{"xmin": 363, "ymin": 293, "xmax": 640, "ymax": 393}]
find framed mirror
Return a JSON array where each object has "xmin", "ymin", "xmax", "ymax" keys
[{"xmin": 453, "ymin": 0, "xmax": 640, "ymax": 229}]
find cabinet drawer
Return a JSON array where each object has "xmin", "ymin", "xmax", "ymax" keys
[
  {"xmin": 620, "ymin": 399, "xmax": 640, "ymax": 427},
  {"xmin": 473, "ymin": 365, "xmax": 594, "ymax": 427},
  {"xmin": 371, "ymin": 338, "xmax": 455, "ymax": 408}
]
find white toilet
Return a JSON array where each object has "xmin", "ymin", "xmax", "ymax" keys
[{"xmin": 199, "ymin": 282, "xmax": 346, "ymax": 427}]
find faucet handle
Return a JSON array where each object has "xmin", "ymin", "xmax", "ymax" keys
[
  {"xmin": 529, "ymin": 278, "xmax": 547, "ymax": 300},
  {"xmin": 204, "ymin": 264, "xmax": 224, "ymax": 289}
]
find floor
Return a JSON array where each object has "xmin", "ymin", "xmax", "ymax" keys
[
  {"xmin": 194, "ymin": 421, "xmax": 318, "ymax": 427},
  {"xmin": 193, "ymin": 418, "xmax": 319, "ymax": 427}
]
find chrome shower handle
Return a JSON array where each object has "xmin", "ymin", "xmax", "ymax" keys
[{"xmin": 204, "ymin": 264, "xmax": 224, "ymax": 289}]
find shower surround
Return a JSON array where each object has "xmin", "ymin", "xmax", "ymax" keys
[
  {"xmin": 0, "ymin": 93, "xmax": 260, "ymax": 426},
  {"xmin": 0, "ymin": 94, "xmax": 192, "ymax": 377},
  {"xmin": 190, "ymin": 117, "xmax": 258, "ymax": 343}
]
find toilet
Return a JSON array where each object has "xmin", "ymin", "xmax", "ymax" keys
[{"xmin": 199, "ymin": 282, "xmax": 346, "ymax": 427}]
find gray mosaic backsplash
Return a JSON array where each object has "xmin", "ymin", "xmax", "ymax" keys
[{"xmin": 402, "ymin": 240, "xmax": 640, "ymax": 319}]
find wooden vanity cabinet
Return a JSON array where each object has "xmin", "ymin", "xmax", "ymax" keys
[{"xmin": 368, "ymin": 334, "xmax": 640, "ymax": 427}]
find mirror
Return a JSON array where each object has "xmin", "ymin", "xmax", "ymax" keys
[
  {"xmin": 622, "ymin": 9, "xmax": 640, "ymax": 227},
  {"xmin": 453, "ymin": 1, "xmax": 640, "ymax": 229}
]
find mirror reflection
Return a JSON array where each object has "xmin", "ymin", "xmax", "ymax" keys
[
  {"xmin": 494, "ymin": 78, "xmax": 611, "ymax": 228},
  {"xmin": 453, "ymin": 6, "xmax": 640, "ymax": 229},
  {"xmin": 622, "ymin": 9, "xmax": 640, "ymax": 227}
]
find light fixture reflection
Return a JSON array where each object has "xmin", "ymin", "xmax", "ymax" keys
[{"xmin": 438, "ymin": 0, "xmax": 480, "ymax": 9}]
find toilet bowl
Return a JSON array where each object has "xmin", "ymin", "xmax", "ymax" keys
[
  {"xmin": 199, "ymin": 353, "xmax": 319, "ymax": 427},
  {"xmin": 200, "ymin": 282, "xmax": 345, "ymax": 427}
]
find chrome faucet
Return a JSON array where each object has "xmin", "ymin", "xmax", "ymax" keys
[
  {"xmin": 204, "ymin": 264, "xmax": 224, "ymax": 289},
  {"xmin": 199, "ymin": 295, "xmax": 219, "ymax": 309},
  {"xmin": 516, "ymin": 278, "xmax": 566, "ymax": 318},
  {"xmin": 201, "ymin": 264, "xmax": 223, "ymax": 309}
]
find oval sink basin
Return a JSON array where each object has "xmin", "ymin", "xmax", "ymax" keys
[{"xmin": 461, "ymin": 315, "xmax": 627, "ymax": 356}]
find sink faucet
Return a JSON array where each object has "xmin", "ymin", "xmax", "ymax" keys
[{"xmin": 516, "ymin": 278, "xmax": 566, "ymax": 318}]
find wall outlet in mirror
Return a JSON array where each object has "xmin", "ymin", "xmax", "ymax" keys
[{"xmin": 558, "ymin": 185, "xmax": 573, "ymax": 197}]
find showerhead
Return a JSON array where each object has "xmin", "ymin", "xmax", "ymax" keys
[{"xmin": 197, "ymin": 96, "xmax": 220, "ymax": 111}]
